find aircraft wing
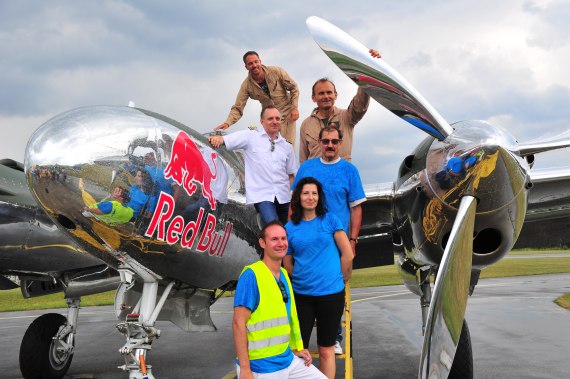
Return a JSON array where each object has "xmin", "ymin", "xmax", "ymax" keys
[{"xmin": 515, "ymin": 167, "xmax": 570, "ymax": 248}]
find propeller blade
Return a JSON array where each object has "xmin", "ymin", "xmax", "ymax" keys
[
  {"xmin": 306, "ymin": 16, "xmax": 453, "ymax": 141},
  {"xmin": 419, "ymin": 195, "xmax": 476, "ymax": 379},
  {"xmin": 517, "ymin": 130, "xmax": 570, "ymax": 156}
]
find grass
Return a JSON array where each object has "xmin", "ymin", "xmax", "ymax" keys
[
  {"xmin": 2, "ymin": 254, "xmax": 570, "ymax": 312},
  {"xmin": 508, "ymin": 248, "xmax": 570, "ymax": 255},
  {"xmin": 555, "ymin": 293, "xmax": 570, "ymax": 310},
  {"xmin": 0, "ymin": 289, "xmax": 116, "ymax": 312}
]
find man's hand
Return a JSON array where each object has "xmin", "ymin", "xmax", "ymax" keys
[
  {"xmin": 293, "ymin": 349, "xmax": 313, "ymax": 366},
  {"xmin": 369, "ymin": 48, "xmax": 381, "ymax": 58},
  {"xmin": 208, "ymin": 135, "xmax": 225, "ymax": 148},
  {"xmin": 238, "ymin": 367, "xmax": 254, "ymax": 379},
  {"xmin": 290, "ymin": 108, "xmax": 299, "ymax": 122},
  {"xmin": 214, "ymin": 123, "xmax": 229, "ymax": 131}
]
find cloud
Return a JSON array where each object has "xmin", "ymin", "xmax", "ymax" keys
[{"xmin": 1, "ymin": 0, "xmax": 570, "ymax": 184}]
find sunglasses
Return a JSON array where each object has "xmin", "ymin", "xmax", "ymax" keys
[
  {"xmin": 269, "ymin": 138, "xmax": 275, "ymax": 152},
  {"xmin": 277, "ymin": 280, "xmax": 288, "ymax": 303},
  {"xmin": 320, "ymin": 138, "xmax": 341, "ymax": 145}
]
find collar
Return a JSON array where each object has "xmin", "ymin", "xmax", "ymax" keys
[
  {"xmin": 310, "ymin": 106, "xmax": 341, "ymax": 120},
  {"xmin": 320, "ymin": 157, "xmax": 341, "ymax": 165},
  {"xmin": 259, "ymin": 127, "xmax": 283, "ymax": 143},
  {"xmin": 248, "ymin": 65, "xmax": 269, "ymax": 84}
]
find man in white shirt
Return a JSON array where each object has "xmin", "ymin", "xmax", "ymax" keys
[{"xmin": 209, "ymin": 106, "xmax": 297, "ymax": 225}]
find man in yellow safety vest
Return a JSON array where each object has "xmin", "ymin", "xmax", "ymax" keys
[{"xmin": 232, "ymin": 221, "xmax": 326, "ymax": 378}]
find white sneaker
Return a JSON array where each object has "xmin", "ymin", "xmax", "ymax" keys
[{"xmin": 334, "ymin": 340, "xmax": 343, "ymax": 355}]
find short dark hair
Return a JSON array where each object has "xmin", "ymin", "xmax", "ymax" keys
[
  {"xmin": 115, "ymin": 186, "xmax": 130, "ymax": 204},
  {"xmin": 258, "ymin": 220, "xmax": 286, "ymax": 240},
  {"xmin": 318, "ymin": 126, "xmax": 343, "ymax": 140},
  {"xmin": 243, "ymin": 51, "xmax": 260, "ymax": 63},
  {"xmin": 311, "ymin": 78, "xmax": 336, "ymax": 95},
  {"xmin": 261, "ymin": 105, "xmax": 279, "ymax": 119},
  {"xmin": 290, "ymin": 177, "xmax": 327, "ymax": 224}
]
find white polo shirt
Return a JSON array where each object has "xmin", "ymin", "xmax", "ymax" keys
[{"xmin": 224, "ymin": 127, "xmax": 297, "ymax": 204}]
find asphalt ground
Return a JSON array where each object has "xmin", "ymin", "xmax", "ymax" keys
[{"xmin": 2, "ymin": 273, "xmax": 570, "ymax": 379}]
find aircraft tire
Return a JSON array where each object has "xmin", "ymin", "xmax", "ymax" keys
[
  {"xmin": 448, "ymin": 319, "xmax": 473, "ymax": 379},
  {"xmin": 19, "ymin": 313, "xmax": 74, "ymax": 379}
]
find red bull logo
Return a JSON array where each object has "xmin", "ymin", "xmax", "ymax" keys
[
  {"xmin": 164, "ymin": 131, "xmax": 218, "ymax": 210},
  {"xmin": 145, "ymin": 193, "xmax": 233, "ymax": 257}
]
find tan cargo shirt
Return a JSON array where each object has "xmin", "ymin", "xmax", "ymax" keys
[
  {"xmin": 299, "ymin": 87, "xmax": 370, "ymax": 162},
  {"xmin": 224, "ymin": 65, "xmax": 299, "ymax": 127}
]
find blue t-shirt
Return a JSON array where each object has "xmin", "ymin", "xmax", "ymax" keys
[
  {"xmin": 233, "ymin": 268, "xmax": 294, "ymax": 373},
  {"xmin": 145, "ymin": 165, "xmax": 173, "ymax": 195},
  {"xmin": 293, "ymin": 158, "xmax": 365, "ymax": 233},
  {"xmin": 127, "ymin": 185, "xmax": 157, "ymax": 218},
  {"xmin": 96, "ymin": 201, "xmax": 113, "ymax": 214},
  {"xmin": 285, "ymin": 213, "xmax": 345, "ymax": 296}
]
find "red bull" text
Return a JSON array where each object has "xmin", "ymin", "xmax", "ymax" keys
[{"xmin": 145, "ymin": 193, "xmax": 232, "ymax": 257}]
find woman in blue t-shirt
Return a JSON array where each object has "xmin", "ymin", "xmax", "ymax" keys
[
  {"xmin": 127, "ymin": 168, "xmax": 157, "ymax": 225},
  {"xmin": 284, "ymin": 176, "xmax": 353, "ymax": 379}
]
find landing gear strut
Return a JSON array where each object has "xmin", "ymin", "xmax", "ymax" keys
[{"xmin": 115, "ymin": 257, "xmax": 175, "ymax": 379}]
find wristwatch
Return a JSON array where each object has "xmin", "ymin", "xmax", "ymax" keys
[{"xmin": 349, "ymin": 237, "xmax": 358, "ymax": 244}]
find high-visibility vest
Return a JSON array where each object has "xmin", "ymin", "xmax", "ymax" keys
[
  {"xmin": 244, "ymin": 261, "xmax": 304, "ymax": 360},
  {"xmin": 89, "ymin": 201, "xmax": 133, "ymax": 225}
]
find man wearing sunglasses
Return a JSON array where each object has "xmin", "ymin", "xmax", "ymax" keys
[
  {"xmin": 209, "ymin": 106, "xmax": 297, "ymax": 226},
  {"xmin": 233, "ymin": 221, "xmax": 326, "ymax": 379},
  {"xmin": 299, "ymin": 49, "xmax": 381, "ymax": 163},
  {"xmin": 293, "ymin": 126, "xmax": 366, "ymax": 355}
]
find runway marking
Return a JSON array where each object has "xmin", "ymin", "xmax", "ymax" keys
[
  {"xmin": 351, "ymin": 289, "xmax": 410, "ymax": 296},
  {"xmin": 351, "ymin": 291, "xmax": 410, "ymax": 304}
]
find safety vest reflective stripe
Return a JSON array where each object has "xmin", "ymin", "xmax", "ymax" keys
[
  {"xmin": 248, "ymin": 333, "xmax": 290, "ymax": 351},
  {"xmin": 247, "ymin": 316, "xmax": 289, "ymax": 332}
]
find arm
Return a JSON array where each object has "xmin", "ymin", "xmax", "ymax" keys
[
  {"xmin": 283, "ymin": 255, "xmax": 294, "ymax": 277},
  {"xmin": 233, "ymin": 306, "xmax": 254, "ymax": 379},
  {"xmin": 288, "ymin": 173, "xmax": 295, "ymax": 187},
  {"xmin": 334, "ymin": 230, "xmax": 354, "ymax": 281},
  {"xmin": 279, "ymin": 67, "xmax": 300, "ymax": 119},
  {"xmin": 86, "ymin": 206, "xmax": 104, "ymax": 215},
  {"xmin": 349, "ymin": 204, "xmax": 362, "ymax": 256},
  {"xmin": 298, "ymin": 121, "xmax": 309, "ymax": 163},
  {"xmin": 346, "ymin": 87, "xmax": 370, "ymax": 127}
]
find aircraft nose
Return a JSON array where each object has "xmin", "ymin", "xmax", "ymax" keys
[{"xmin": 425, "ymin": 120, "xmax": 529, "ymax": 213}]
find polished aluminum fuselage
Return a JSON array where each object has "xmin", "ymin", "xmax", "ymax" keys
[{"xmin": 24, "ymin": 106, "xmax": 259, "ymax": 289}]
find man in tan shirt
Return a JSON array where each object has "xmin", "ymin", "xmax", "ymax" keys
[
  {"xmin": 215, "ymin": 51, "xmax": 300, "ymax": 146},
  {"xmin": 299, "ymin": 49, "xmax": 381, "ymax": 163}
]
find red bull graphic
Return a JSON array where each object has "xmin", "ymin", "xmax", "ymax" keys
[
  {"xmin": 145, "ymin": 193, "xmax": 233, "ymax": 257},
  {"xmin": 164, "ymin": 131, "xmax": 218, "ymax": 210}
]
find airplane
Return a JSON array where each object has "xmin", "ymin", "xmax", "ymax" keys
[{"xmin": 1, "ymin": 15, "xmax": 570, "ymax": 379}]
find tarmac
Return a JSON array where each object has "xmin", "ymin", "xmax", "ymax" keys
[{"xmin": 2, "ymin": 273, "xmax": 570, "ymax": 378}]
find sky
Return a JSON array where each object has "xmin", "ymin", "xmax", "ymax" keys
[{"xmin": 1, "ymin": 0, "xmax": 570, "ymax": 183}]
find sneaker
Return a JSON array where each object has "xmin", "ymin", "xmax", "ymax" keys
[{"xmin": 334, "ymin": 340, "xmax": 343, "ymax": 355}]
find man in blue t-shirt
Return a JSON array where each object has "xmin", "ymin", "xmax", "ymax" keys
[
  {"xmin": 292, "ymin": 125, "xmax": 366, "ymax": 354},
  {"xmin": 233, "ymin": 222, "xmax": 326, "ymax": 378},
  {"xmin": 293, "ymin": 126, "xmax": 366, "ymax": 250}
]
